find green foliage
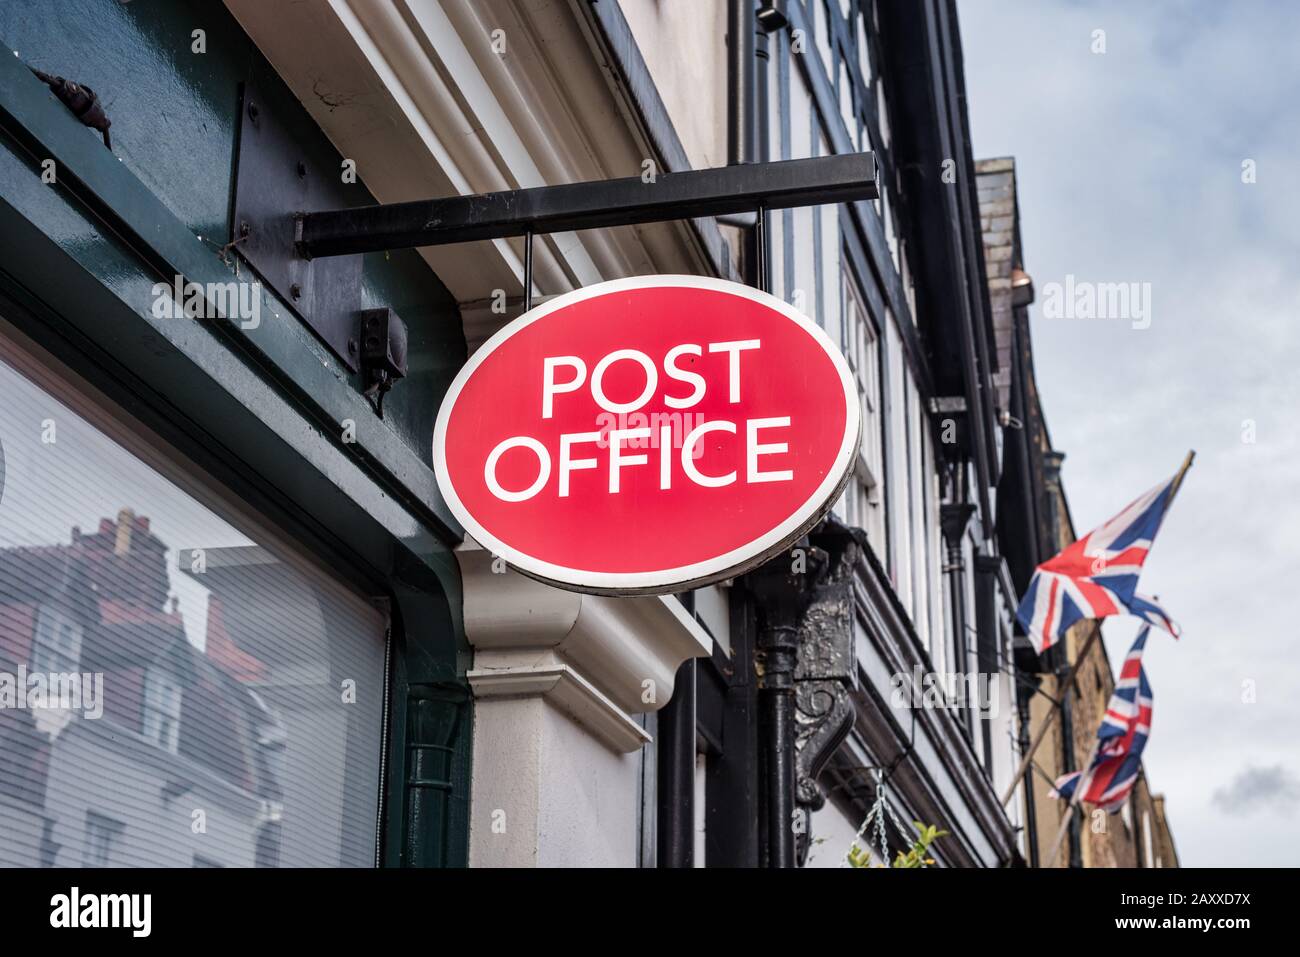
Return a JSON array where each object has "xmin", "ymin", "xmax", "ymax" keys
[
  {"xmin": 847, "ymin": 843, "xmax": 872, "ymax": 868},
  {"xmin": 847, "ymin": 820, "xmax": 949, "ymax": 868},
  {"xmin": 892, "ymin": 821, "xmax": 949, "ymax": 868}
]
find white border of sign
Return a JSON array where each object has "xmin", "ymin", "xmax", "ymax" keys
[{"xmin": 433, "ymin": 275, "xmax": 861, "ymax": 596}]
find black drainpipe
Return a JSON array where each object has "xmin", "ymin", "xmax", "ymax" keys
[
  {"xmin": 747, "ymin": 545, "xmax": 820, "ymax": 868},
  {"xmin": 940, "ymin": 464, "xmax": 976, "ymax": 740},
  {"xmin": 656, "ymin": 658, "xmax": 697, "ymax": 867},
  {"xmin": 746, "ymin": 2, "xmax": 802, "ymax": 869},
  {"xmin": 758, "ymin": 608, "xmax": 799, "ymax": 867},
  {"xmin": 727, "ymin": 0, "xmax": 756, "ymax": 168},
  {"xmin": 1042, "ymin": 449, "xmax": 1082, "ymax": 867},
  {"xmin": 754, "ymin": 4, "xmax": 772, "ymax": 167},
  {"xmin": 1015, "ymin": 678, "xmax": 1041, "ymax": 867}
]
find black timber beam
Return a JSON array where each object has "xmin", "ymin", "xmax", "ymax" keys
[{"xmin": 297, "ymin": 153, "xmax": 878, "ymax": 258}]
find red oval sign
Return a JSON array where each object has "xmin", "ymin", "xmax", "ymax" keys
[{"xmin": 433, "ymin": 276, "xmax": 859, "ymax": 594}]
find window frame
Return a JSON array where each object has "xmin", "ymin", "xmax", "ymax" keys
[
  {"xmin": 30, "ymin": 604, "xmax": 83, "ymax": 675},
  {"xmin": 142, "ymin": 663, "xmax": 184, "ymax": 754},
  {"xmin": 82, "ymin": 811, "xmax": 125, "ymax": 868}
]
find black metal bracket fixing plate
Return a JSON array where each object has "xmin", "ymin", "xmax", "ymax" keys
[
  {"xmin": 297, "ymin": 152, "xmax": 879, "ymax": 259},
  {"xmin": 231, "ymin": 82, "xmax": 363, "ymax": 371}
]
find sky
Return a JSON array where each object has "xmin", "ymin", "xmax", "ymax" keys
[{"xmin": 957, "ymin": 0, "xmax": 1300, "ymax": 866}]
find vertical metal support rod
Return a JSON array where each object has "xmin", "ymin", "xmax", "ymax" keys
[
  {"xmin": 523, "ymin": 229, "xmax": 534, "ymax": 312},
  {"xmin": 755, "ymin": 204, "xmax": 770, "ymax": 294}
]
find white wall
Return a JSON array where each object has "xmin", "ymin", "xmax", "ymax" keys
[
  {"xmin": 620, "ymin": 0, "xmax": 730, "ymax": 171},
  {"xmin": 805, "ymin": 794, "xmax": 862, "ymax": 868},
  {"xmin": 469, "ymin": 695, "xmax": 642, "ymax": 867}
]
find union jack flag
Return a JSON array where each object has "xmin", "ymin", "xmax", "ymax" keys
[
  {"xmin": 1016, "ymin": 472, "xmax": 1181, "ymax": 653},
  {"xmin": 1051, "ymin": 627, "xmax": 1153, "ymax": 811}
]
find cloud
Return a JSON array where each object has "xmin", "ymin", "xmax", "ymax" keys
[{"xmin": 1212, "ymin": 765, "xmax": 1300, "ymax": 817}]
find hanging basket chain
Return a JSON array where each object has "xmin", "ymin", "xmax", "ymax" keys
[
  {"xmin": 840, "ymin": 804, "xmax": 876, "ymax": 868},
  {"xmin": 842, "ymin": 766, "xmax": 932, "ymax": 868},
  {"xmin": 874, "ymin": 770, "xmax": 889, "ymax": 865}
]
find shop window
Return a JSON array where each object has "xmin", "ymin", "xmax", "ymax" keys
[{"xmin": 0, "ymin": 330, "xmax": 388, "ymax": 868}]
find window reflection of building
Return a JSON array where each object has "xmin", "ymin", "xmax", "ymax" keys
[
  {"xmin": 178, "ymin": 545, "xmax": 376, "ymax": 869},
  {"xmin": 0, "ymin": 510, "xmax": 283, "ymax": 867},
  {"xmin": 0, "ymin": 503, "xmax": 384, "ymax": 868},
  {"xmin": 0, "ymin": 343, "xmax": 386, "ymax": 869}
]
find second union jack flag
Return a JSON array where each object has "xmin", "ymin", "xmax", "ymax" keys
[{"xmin": 1052, "ymin": 626, "xmax": 1154, "ymax": 811}]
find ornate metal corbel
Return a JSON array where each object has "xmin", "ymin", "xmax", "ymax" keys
[{"xmin": 793, "ymin": 522, "xmax": 865, "ymax": 811}]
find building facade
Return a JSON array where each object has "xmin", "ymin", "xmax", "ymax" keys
[{"xmin": 0, "ymin": 0, "xmax": 1171, "ymax": 867}]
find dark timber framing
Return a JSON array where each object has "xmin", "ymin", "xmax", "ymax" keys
[{"xmin": 733, "ymin": 0, "xmax": 1020, "ymax": 866}]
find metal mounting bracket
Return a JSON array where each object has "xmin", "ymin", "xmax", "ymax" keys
[
  {"xmin": 232, "ymin": 74, "xmax": 876, "ymax": 371},
  {"xmin": 231, "ymin": 82, "xmax": 364, "ymax": 371}
]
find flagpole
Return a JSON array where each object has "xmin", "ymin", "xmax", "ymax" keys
[
  {"xmin": 999, "ymin": 450, "xmax": 1195, "ymax": 811},
  {"xmin": 1043, "ymin": 801, "xmax": 1076, "ymax": 868},
  {"xmin": 1161, "ymin": 450, "xmax": 1196, "ymax": 525},
  {"xmin": 1043, "ymin": 726, "xmax": 1110, "ymax": 867}
]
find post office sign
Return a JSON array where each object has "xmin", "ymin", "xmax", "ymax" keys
[{"xmin": 433, "ymin": 276, "xmax": 860, "ymax": 595}]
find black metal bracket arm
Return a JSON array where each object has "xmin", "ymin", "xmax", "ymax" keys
[{"xmin": 295, "ymin": 153, "xmax": 878, "ymax": 259}]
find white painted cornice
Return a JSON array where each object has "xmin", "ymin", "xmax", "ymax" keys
[
  {"xmin": 456, "ymin": 541, "xmax": 712, "ymax": 726},
  {"xmin": 468, "ymin": 660, "xmax": 651, "ymax": 753}
]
